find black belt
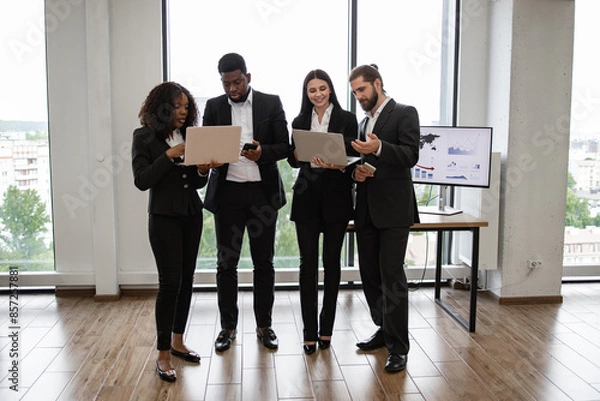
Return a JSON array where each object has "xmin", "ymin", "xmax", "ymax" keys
[{"xmin": 224, "ymin": 181, "xmax": 262, "ymax": 188}]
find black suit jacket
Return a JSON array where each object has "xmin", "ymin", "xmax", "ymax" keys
[
  {"xmin": 132, "ymin": 126, "xmax": 208, "ymax": 215},
  {"xmin": 354, "ymin": 99, "xmax": 420, "ymax": 229},
  {"xmin": 288, "ymin": 106, "xmax": 358, "ymax": 223},
  {"xmin": 202, "ymin": 90, "xmax": 289, "ymax": 213}
]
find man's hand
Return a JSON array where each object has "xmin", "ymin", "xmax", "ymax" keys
[
  {"xmin": 353, "ymin": 165, "xmax": 375, "ymax": 182},
  {"xmin": 240, "ymin": 139, "xmax": 262, "ymax": 161},
  {"xmin": 351, "ymin": 133, "xmax": 380, "ymax": 155}
]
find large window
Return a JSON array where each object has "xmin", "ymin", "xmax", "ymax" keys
[
  {"xmin": 565, "ymin": 0, "xmax": 600, "ymax": 276},
  {"xmin": 356, "ymin": 0, "xmax": 455, "ymax": 127},
  {"xmin": 167, "ymin": 0, "xmax": 457, "ymax": 272},
  {"xmin": 0, "ymin": 0, "xmax": 54, "ymax": 272}
]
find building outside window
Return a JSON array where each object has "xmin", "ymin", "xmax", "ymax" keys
[
  {"xmin": 0, "ymin": 0, "xmax": 54, "ymax": 272},
  {"xmin": 564, "ymin": 0, "xmax": 600, "ymax": 278}
]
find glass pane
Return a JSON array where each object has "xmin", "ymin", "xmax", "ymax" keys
[
  {"xmin": 565, "ymin": 0, "xmax": 600, "ymax": 270},
  {"xmin": 168, "ymin": 0, "xmax": 349, "ymax": 269},
  {"xmin": 0, "ymin": 1, "xmax": 54, "ymax": 272},
  {"xmin": 357, "ymin": 0, "xmax": 453, "ymax": 126},
  {"xmin": 357, "ymin": 0, "xmax": 455, "ymax": 269}
]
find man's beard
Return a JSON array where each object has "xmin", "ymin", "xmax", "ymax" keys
[
  {"xmin": 229, "ymin": 90, "xmax": 250, "ymax": 103},
  {"xmin": 360, "ymin": 91, "xmax": 378, "ymax": 112}
]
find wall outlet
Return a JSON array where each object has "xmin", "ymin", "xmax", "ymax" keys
[{"xmin": 527, "ymin": 259, "xmax": 542, "ymax": 269}]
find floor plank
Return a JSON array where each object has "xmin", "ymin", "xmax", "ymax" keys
[
  {"xmin": 1, "ymin": 283, "xmax": 600, "ymax": 400},
  {"xmin": 242, "ymin": 368, "xmax": 277, "ymax": 401},
  {"xmin": 273, "ymin": 354, "xmax": 313, "ymax": 399}
]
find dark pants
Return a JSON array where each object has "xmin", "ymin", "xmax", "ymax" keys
[
  {"xmin": 214, "ymin": 182, "xmax": 277, "ymax": 329},
  {"xmin": 149, "ymin": 213, "xmax": 202, "ymax": 351},
  {"xmin": 296, "ymin": 220, "xmax": 347, "ymax": 342},
  {"xmin": 356, "ymin": 211, "xmax": 410, "ymax": 355}
]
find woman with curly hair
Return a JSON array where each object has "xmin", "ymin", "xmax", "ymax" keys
[{"xmin": 132, "ymin": 81, "xmax": 219, "ymax": 382}]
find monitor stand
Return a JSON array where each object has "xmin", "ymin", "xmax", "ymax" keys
[{"xmin": 419, "ymin": 185, "xmax": 463, "ymax": 215}]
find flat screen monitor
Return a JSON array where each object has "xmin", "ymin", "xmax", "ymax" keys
[{"xmin": 413, "ymin": 126, "xmax": 493, "ymax": 215}]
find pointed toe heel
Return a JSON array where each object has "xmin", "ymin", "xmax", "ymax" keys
[{"xmin": 303, "ymin": 343, "xmax": 317, "ymax": 355}]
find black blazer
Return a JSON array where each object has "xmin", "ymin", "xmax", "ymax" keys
[
  {"xmin": 354, "ymin": 99, "xmax": 420, "ymax": 229},
  {"xmin": 202, "ymin": 90, "xmax": 290, "ymax": 213},
  {"xmin": 132, "ymin": 126, "xmax": 208, "ymax": 215},
  {"xmin": 288, "ymin": 106, "xmax": 358, "ymax": 223}
]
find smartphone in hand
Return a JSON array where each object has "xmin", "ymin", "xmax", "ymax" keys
[
  {"xmin": 363, "ymin": 162, "xmax": 377, "ymax": 174},
  {"xmin": 242, "ymin": 143, "xmax": 258, "ymax": 151}
]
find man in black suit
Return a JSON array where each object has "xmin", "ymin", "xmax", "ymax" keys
[
  {"xmin": 349, "ymin": 65, "xmax": 420, "ymax": 372},
  {"xmin": 203, "ymin": 53, "xmax": 289, "ymax": 351}
]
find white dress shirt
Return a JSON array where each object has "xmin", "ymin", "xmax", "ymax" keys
[
  {"xmin": 226, "ymin": 89, "xmax": 262, "ymax": 182},
  {"xmin": 311, "ymin": 103, "xmax": 333, "ymax": 132},
  {"xmin": 364, "ymin": 96, "xmax": 391, "ymax": 156},
  {"xmin": 166, "ymin": 129, "xmax": 184, "ymax": 148}
]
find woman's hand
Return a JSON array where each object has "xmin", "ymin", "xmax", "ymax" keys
[
  {"xmin": 312, "ymin": 156, "xmax": 346, "ymax": 171},
  {"xmin": 197, "ymin": 160, "xmax": 223, "ymax": 175},
  {"xmin": 166, "ymin": 143, "xmax": 185, "ymax": 159}
]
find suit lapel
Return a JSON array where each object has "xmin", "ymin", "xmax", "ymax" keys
[
  {"xmin": 251, "ymin": 90, "xmax": 262, "ymax": 139},
  {"xmin": 372, "ymin": 99, "xmax": 396, "ymax": 134},
  {"xmin": 220, "ymin": 97, "xmax": 232, "ymax": 124},
  {"xmin": 327, "ymin": 107, "xmax": 341, "ymax": 133}
]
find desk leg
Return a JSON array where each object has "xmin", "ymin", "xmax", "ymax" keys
[
  {"xmin": 434, "ymin": 229, "xmax": 443, "ymax": 300},
  {"xmin": 468, "ymin": 227, "xmax": 480, "ymax": 332},
  {"xmin": 434, "ymin": 228, "xmax": 478, "ymax": 332}
]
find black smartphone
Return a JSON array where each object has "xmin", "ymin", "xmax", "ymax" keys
[{"xmin": 243, "ymin": 143, "xmax": 258, "ymax": 151}]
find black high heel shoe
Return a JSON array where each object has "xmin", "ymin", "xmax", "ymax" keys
[
  {"xmin": 156, "ymin": 361, "xmax": 177, "ymax": 382},
  {"xmin": 303, "ymin": 343, "xmax": 317, "ymax": 355},
  {"xmin": 318, "ymin": 339, "xmax": 331, "ymax": 349}
]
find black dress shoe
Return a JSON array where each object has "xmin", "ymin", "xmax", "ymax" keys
[
  {"xmin": 303, "ymin": 343, "xmax": 316, "ymax": 355},
  {"xmin": 384, "ymin": 353, "xmax": 407, "ymax": 372},
  {"xmin": 215, "ymin": 329, "xmax": 236, "ymax": 352},
  {"xmin": 156, "ymin": 361, "xmax": 177, "ymax": 382},
  {"xmin": 318, "ymin": 339, "xmax": 331, "ymax": 349},
  {"xmin": 170, "ymin": 347, "xmax": 201, "ymax": 363},
  {"xmin": 356, "ymin": 329, "xmax": 385, "ymax": 350},
  {"xmin": 256, "ymin": 327, "xmax": 279, "ymax": 349}
]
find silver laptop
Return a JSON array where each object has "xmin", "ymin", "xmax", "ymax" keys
[
  {"xmin": 181, "ymin": 126, "xmax": 242, "ymax": 165},
  {"xmin": 292, "ymin": 129, "xmax": 360, "ymax": 166}
]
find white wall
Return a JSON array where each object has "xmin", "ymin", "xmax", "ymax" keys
[
  {"xmin": 110, "ymin": 1, "xmax": 164, "ymax": 287},
  {"xmin": 41, "ymin": 0, "xmax": 575, "ymax": 299}
]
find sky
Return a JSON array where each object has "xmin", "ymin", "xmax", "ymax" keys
[
  {"xmin": 571, "ymin": 0, "xmax": 600, "ymax": 136},
  {"xmin": 0, "ymin": 0, "xmax": 48, "ymax": 122},
  {"xmin": 0, "ymin": 0, "xmax": 598, "ymax": 131}
]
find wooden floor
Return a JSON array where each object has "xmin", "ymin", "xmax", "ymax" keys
[{"xmin": 1, "ymin": 283, "xmax": 600, "ymax": 401}]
